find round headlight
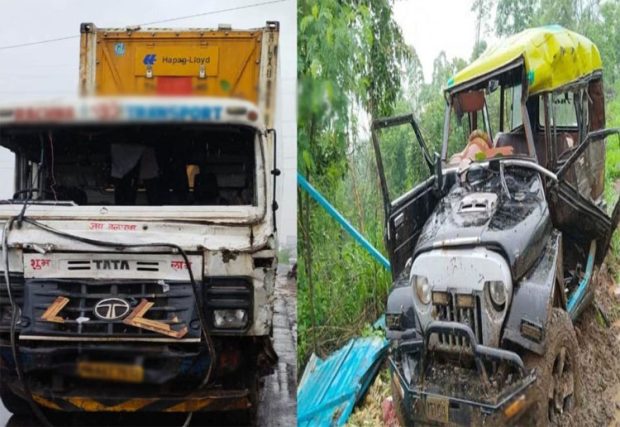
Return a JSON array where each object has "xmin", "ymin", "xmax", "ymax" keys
[
  {"xmin": 488, "ymin": 280, "xmax": 507, "ymax": 307},
  {"xmin": 413, "ymin": 275, "xmax": 431, "ymax": 305}
]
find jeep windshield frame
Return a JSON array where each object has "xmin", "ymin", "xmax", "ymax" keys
[{"xmin": 441, "ymin": 58, "xmax": 539, "ymax": 165}]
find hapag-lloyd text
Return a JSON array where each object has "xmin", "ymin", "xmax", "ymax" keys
[{"xmin": 161, "ymin": 56, "xmax": 212, "ymax": 66}]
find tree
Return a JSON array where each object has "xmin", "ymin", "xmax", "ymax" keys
[
  {"xmin": 494, "ymin": 0, "xmax": 537, "ymax": 35},
  {"xmin": 297, "ymin": 0, "xmax": 411, "ymax": 362}
]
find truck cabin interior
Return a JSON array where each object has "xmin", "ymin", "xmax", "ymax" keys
[
  {"xmin": 444, "ymin": 63, "xmax": 606, "ymax": 202},
  {"xmin": 0, "ymin": 124, "xmax": 258, "ymax": 206}
]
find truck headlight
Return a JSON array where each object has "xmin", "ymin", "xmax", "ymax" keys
[
  {"xmin": 413, "ymin": 275, "xmax": 431, "ymax": 305},
  {"xmin": 213, "ymin": 309, "xmax": 248, "ymax": 329},
  {"xmin": 487, "ymin": 280, "xmax": 507, "ymax": 308}
]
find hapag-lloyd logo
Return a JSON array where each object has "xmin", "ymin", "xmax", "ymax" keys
[
  {"xmin": 143, "ymin": 54, "xmax": 157, "ymax": 66},
  {"xmin": 161, "ymin": 56, "xmax": 212, "ymax": 66}
]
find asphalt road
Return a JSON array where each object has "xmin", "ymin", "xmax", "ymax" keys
[{"xmin": 0, "ymin": 267, "xmax": 297, "ymax": 427}]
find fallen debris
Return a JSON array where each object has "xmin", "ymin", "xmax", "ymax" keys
[{"xmin": 297, "ymin": 336, "xmax": 388, "ymax": 426}]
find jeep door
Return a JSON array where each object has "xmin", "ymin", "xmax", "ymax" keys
[
  {"xmin": 371, "ymin": 113, "xmax": 439, "ymax": 280},
  {"xmin": 551, "ymin": 128, "xmax": 620, "ymax": 263}
]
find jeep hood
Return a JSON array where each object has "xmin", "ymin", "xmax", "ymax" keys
[{"xmin": 415, "ymin": 173, "xmax": 551, "ymax": 281}]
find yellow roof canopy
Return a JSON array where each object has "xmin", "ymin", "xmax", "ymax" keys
[{"xmin": 447, "ymin": 25, "xmax": 602, "ymax": 95}]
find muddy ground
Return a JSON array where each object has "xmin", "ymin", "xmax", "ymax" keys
[{"xmin": 347, "ymin": 262, "xmax": 620, "ymax": 427}]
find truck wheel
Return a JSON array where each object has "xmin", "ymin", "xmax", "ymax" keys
[
  {"xmin": 0, "ymin": 382, "xmax": 31, "ymax": 416},
  {"xmin": 523, "ymin": 308, "xmax": 581, "ymax": 426}
]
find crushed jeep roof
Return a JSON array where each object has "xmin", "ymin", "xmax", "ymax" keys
[{"xmin": 447, "ymin": 25, "xmax": 602, "ymax": 95}]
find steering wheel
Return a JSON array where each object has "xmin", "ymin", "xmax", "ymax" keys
[{"xmin": 458, "ymin": 162, "xmax": 496, "ymax": 190}]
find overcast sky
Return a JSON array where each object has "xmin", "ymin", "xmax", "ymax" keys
[
  {"xmin": 394, "ymin": 0, "xmax": 492, "ymax": 82},
  {"xmin": 0, "ymin": 0, "xmax": 297, "ymax": 249}
]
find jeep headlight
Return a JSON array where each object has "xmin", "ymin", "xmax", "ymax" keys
[
  {"xmin": 487, "ymin": 280, "xmax": 507, "ymax": 308},
  {"xmin": 413, "ymin": 275, "xmax": 431, "ymax": 305}
]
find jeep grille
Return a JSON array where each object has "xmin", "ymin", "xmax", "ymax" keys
[{"xmin": 433, "ymin": 293, "xmax": 483, "ymax": 350}]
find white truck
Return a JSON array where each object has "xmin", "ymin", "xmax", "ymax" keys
[{"xmin": 0, "ymin": 22, "xmax": 280, "ymax": 425}]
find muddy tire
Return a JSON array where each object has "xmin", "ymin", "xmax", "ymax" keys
[
  {"xmin": 0, "ymin": 382, "xmax": 31, "ymax": 416},
  {"xmin": 523, "ymin": 308, "xmax": 581, "ymax": 426}
]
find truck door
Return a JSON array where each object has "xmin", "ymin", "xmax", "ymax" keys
[
  {"xmin": 552, "ymin": 128, "xmax": 620, "ymax": 263},
  {"xmin": 371, "ymin": 114, "xmax": 439, "ymax": 280}
]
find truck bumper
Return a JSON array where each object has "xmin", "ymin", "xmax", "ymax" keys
[
  {"xmin": 8, "ymin": 385, "xmax": 251, "ymax": 413},
  {"xmin": 389, "ymin": 321, "xmax": 536, "ymax": 426},
  {"xmin": 0, "ymin": 337, "xmax": 270, "ymax": 413}
]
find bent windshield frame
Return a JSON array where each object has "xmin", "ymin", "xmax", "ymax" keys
[{"xmin": 442, "ymin": 66, "xmax": 536, "ymax": 165}]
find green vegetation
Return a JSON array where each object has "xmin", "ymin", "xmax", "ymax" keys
[
  {"xmin": 298, "ymin": 0, "xmax": 620, "ymax": 367},
  {"xmin": 605, "ymin": 79, "xmax": 620, "ymax": 279}
]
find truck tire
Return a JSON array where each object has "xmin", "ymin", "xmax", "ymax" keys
[
  {"xmin": 523, "ymin": 308, "xmax": 581, "ymax": 426},
  {"xmin": 0, "ymin": 382, "xmax": 31, "ymax": 416}
]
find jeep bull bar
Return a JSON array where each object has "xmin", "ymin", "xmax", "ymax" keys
[{"xmin": 389, "ymin": 321, "xmax": 536, "ymax": 425}]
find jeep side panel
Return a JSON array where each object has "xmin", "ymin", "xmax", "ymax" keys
[{"xmin": 501, "ymin": 230, "xmax": 562, "ymax": 355}]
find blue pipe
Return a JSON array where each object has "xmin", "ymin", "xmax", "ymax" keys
[
  {"xmin": 567, "ymin": 241, "xmax": 596, "ymax": 314},
  {"xmin": 297, "ymin": 173, "xmax": 391, "ymax": 271}
]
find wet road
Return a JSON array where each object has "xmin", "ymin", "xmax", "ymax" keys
[{"xmin": 0, "ymin": 267, "xmax": 297, "ymax": 427}]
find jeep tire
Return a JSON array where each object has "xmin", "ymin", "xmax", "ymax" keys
[{"xmin": 523, "ymin": 308, "xmax": 581, "ymax": 426}]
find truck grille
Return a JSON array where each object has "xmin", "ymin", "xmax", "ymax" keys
[
  {"xmin": 22, "ymin": 279, "xmax": 199, "ymax": 338},
  {"xmin": 432, "ymin": 293, "xmax": 483, "ymax": 351},
  {"xmin": 0, "ymin": 275, "xmax": 24, "ymax": 332}
]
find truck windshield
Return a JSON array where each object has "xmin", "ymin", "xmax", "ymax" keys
[{"xmin": 1, "ymin": 124, "xmax": 258, "ymax": 207}]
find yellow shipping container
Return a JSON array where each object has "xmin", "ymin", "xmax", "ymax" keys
[{"xmin": 79, "ymin": 22, "xmax": 279, "ymax": 125}]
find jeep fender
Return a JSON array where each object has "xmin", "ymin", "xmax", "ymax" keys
[
  {"xmin": 501, "ymin": 230, "xmax": 563, "ymax": 355},
  {"xmin": 386, "ymin": 272, "xmax": 417, "ymax": 339}
]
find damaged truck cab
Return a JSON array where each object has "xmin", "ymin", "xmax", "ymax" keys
[
  {"xmin": 0, "ymin": 22, "xmax": 280, "ymax": 423},
  {"xmin": 375, "ymin": 26, "xmax": 619, "ymax": 425}
]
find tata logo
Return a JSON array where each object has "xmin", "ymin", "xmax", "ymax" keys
[
  {"xmin": 143, "ymin": 54, "xmax": 157, "ymax": 66},
  {"xmin": 94, "ymin": 298, "xmax": 131, "ymax": 320},
  {"xmin": 92, "ymin": 260, "xmax": 130, "ymax": 270}
]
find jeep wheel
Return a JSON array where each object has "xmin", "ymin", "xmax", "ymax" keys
[
  {"xmin": 523, "ymin": 308, "xmax": 580, "ymax": 426},
  {"xmin": 0, "ymin": 382, "xmax": 31, "ymax": 416}
]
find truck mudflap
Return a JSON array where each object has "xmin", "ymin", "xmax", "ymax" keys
[
  {"xmin": 17, "ymin": 387, "xmax": 251, "ymax": 413},
  {"xmin": 390, "ymin": 321, "xmax": 536, "ymax": 426}
]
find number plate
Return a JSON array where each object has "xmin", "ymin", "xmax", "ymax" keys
[
  {"xmin": 77, "ymin": 361, "xmax": 144, "ymax": 383},
  {"xmin": 425, "ymin": 396, "xmax": 449, "ymax": 423}
]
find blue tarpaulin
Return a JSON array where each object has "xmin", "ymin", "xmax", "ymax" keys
[{"xmin": 297, "ymin": 336, "xmax": 389, "ymax": 426}]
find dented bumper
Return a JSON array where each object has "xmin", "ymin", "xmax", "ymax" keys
[
  {"xmin": 389, "ymin": 322, "xmax": 536, "ymax": 426},
  {"xmin": 0, "ymin": 335, "xmax": 274, "ymax": 413},
  {"xmin": 19, "ymin": 387, "xmax": 251, "ymax": 413}
]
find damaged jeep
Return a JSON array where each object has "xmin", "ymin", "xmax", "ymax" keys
[{"xmin": 374, "ymin": 26, "xmax": 619, "ymax": 425}]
